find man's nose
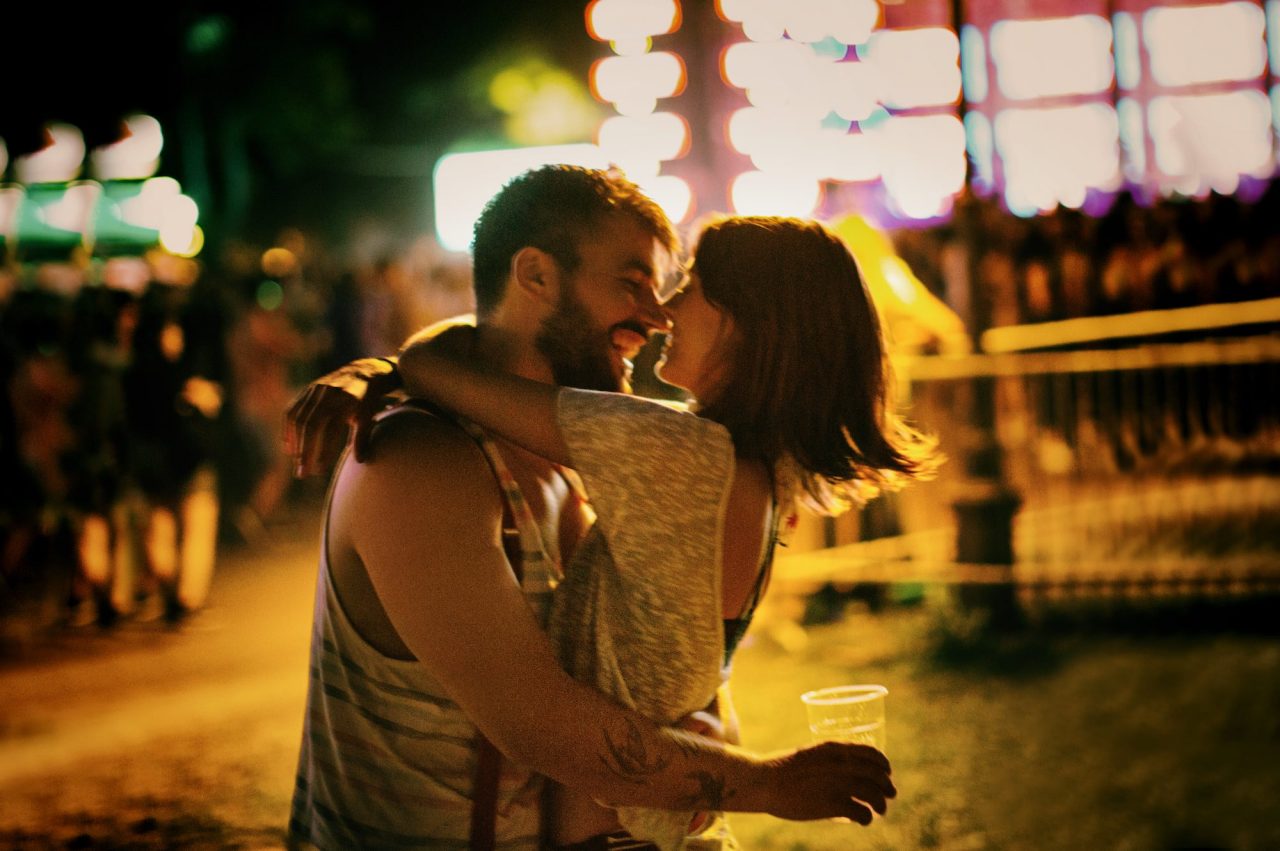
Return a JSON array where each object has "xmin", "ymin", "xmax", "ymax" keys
[{"xmin": 638, "ymin": 291, "xmax": 673, "ymax": 334}]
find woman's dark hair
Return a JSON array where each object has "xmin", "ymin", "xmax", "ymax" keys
[
  {"xmin": 470, "ymin": 165, "xmax": 678, "ymax": 317},
  {"xmin": 691, "ymin": 216, "xmax": 940, "ymax": 512}
]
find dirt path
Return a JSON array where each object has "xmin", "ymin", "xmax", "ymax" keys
[{"xmin": 0, "ymin": 515, "xmax": 321, "ymax": 849}]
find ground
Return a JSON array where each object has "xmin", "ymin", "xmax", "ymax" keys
[{"xmin": 2, "ymin": 504, "xmax": 1278, "ymax": 850}]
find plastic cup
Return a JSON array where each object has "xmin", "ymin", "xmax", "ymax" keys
[{"xmin": 800, "ymin": 684, "xmax": 888, "ymax": 752}]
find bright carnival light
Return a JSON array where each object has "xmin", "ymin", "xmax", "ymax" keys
[
  {"xmin": 730, "ymin": 170, "xmax": 821, "ymax": 217},
  {"xmin": 433, "ymin": 144, "xmax": 610, "ymax": 252},
  {"xmin": 718, "ymin": 0, "xmax": 879, "ymax": 46},
  {"xmin": 587, "ymin": 0, "xmax": 680, "ymax": 55},
  {"xmin": 995, "ymin": 103, "xmax": 1121, "ymax": 214},
  {"xmin": 991, "ymin": 16, "xmax": 1114, "ymax": 100},
  {"xmin": 874, "ymin": 114, "xmax": 967, "ymax": 219},
  {"xmin": 860, "ymin": 28, "xmax": 962, "ymax": 109},
  {"xmin": 1144, "ymin": 2, "xmax": 1267, "ymax": 87},
  {"xmin": 598, "ymin": 112, "xmax": 690, "ymax": 174},
  {"xmin": 1148, "ymin": 90, "xmax": 1274, "ymax": 194},
  {"xmin": 16, "ymin": 123, "xmax": 86, "ymax": 184},
  {"xmin": 90, "ymin": 114, "xmax": 164, "ymax": 180},
  {"xmin": 591, "ymin": 51, "xmax": 686, "ymax": 115}
]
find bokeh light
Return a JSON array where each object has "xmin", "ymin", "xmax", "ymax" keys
[
  {"xmin": 991, "ymin": 16, "xmax": 1114, "ymax": 100},
  {"xmin": 15, "ymin": 124, "xmax": 86, "ymax": 184},
  {"xmin": 1145, "ymin": 2, "xmax": 1267, "ymax": 87},
  {"xmin": 90, "ymin": 114, "xmax": 164, "ymax": 181},
  {"xmin": 432, "ymin": 144, "xmax": 609, "ymax": 252}
]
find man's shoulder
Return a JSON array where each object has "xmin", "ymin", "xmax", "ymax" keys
[{"xmin": 363, "ymin": 403, "xmax": 495, "ymax": 483}]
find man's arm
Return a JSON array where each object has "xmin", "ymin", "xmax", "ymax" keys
[{"xmin": 343, "ymin": 415, "xmax": 893, "ymax": 823}]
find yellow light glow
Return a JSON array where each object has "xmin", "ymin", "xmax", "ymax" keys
[
  {"xmin": 15, "ymin": 123, "xmax": 86, "ymax": 184},
  {"xmin": 874, "ymin": 115, "xmax": 967, "ymax": 219},
  {"xmin": 506, "ymin": 72, "xmax": 600, "ymax": 146},
  {"xmin": 489, "ymin": 68, "xmax": 534, "ymax": 114},
  {"xmin": 590, "ymin": 51, "xmax": 686, "ymax": 115},
  {"xmin": 90, "ymin": 114, "xmax": 164, "ymax": 180},
  {"xmin": 162, "ymin": 224, "xmax": 204, "ymax": 258},
  {"xmin": 433, "ymin": 144, "xmax": 610, "ymax": 253},
  {"xmin": 598, "ymin": 112, "xmax": 690, "ymax": 172},
  {"xmin": 995, "ymin": 104, "xmax": 1121, "ymax": 214},
  {"xmin": 1145, "ymin": 2, "xmax": 1267, "ymax": 87},
  {"xmin": 991, "ymin": 16, "xmax": 1114, "ymax": 100},
  {"xmin": 261, "ymin": 246, "xmax": 299, "ymax": 278},
  {"xmin": 864, "ymin": 28, "xmax": 962, "ymax": 109},
  {"xmin": 1148, "ymin": 90, "xmax": 1274, "ymax": 195},
  {"xmin": 730, "ymin": 170, "xmax": 821, "ymax": 217},
  {"xmin": 586, "ymin": 0, "xmax": 679, "ymax": 42}
]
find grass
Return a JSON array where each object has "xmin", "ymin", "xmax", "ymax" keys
[{"xmin": 723, "ymin": 596, "xmax": 1280, "ymax": 851}]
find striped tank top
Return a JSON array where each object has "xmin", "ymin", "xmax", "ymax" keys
[{"xmin": 289, "ymin": 406, "xmax": 563, "ymax": 849}]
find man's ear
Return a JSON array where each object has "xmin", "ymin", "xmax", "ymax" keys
[{"xmin": 511, "ymin": 247, "xmax": 560, "ymax": 307}]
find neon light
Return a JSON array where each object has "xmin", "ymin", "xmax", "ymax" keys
[
  {"xmin": 1113, "ymin": 13, "xmax": 1141, "ymax": 90},
  {"xmin": 960, "ymin": 24, "xmax": 988, "ymax": 104}
]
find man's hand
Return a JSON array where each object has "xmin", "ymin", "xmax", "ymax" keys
[
  {"xmin": 284, "ymin": 357, "xmax": 400, "ymax": 477},
  {"xmin": 759, "ymin": 741, "xmax": 895, "ymax": 825}
]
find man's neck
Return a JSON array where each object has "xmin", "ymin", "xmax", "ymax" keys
[{"xmin": 471, "ymin": 322, "xmax": 556, "ymax": 385}]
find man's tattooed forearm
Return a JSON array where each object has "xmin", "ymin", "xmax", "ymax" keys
[
  {"xmin": 600, "ymin": 718, "xmax": 670, "ymax": 783},
  {"xmin": 677, "ymin": 771, "xmax": 736, "ymax": 811},
  {"xmin": 669, "ymin": 729, "xmax": 706, "ymax": 759}
]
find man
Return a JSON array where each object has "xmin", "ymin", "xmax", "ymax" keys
[{"xmin": 285, "ymin": 166, "xmax": 893, "ymax": 848}]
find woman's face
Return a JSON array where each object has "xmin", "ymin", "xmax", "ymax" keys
[{"xmin": 655, "ymin": 271, "xmax": 735, "ymax": 402}]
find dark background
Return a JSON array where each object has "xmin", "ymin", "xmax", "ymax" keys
[{"xmin": 2, "ymin": 1, "xmax": 601, "ymax": 252}]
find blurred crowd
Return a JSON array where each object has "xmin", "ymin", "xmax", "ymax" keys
[
  {"xmin": 895, "ymin": 181, "xmax": 1280, "ymax": 330},
  {"xmin": 0, "ymin": 228, "xmax": 472, "ymax": 635},
  {"xmin": 3, "ymin": 186, "xmax": 1278, "ymax": 640}
]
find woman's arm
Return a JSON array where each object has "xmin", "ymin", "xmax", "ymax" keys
[{"xmin": 397, "ymin": 335, "xmax": 574, "ymax": 465}]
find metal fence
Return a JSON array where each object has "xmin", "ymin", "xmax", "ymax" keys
[{"xmin": 769, "ymin": 329, "xmax": 1280, "ymax": 608}]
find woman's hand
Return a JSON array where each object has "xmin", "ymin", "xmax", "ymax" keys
[{"xmin": 284, "ymin": 357, "xmax": 400, "ymax": 475}]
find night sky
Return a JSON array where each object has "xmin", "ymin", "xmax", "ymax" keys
[{"xmin": 3, "ymin": 1, "xmax": 600, "ymax": 248}]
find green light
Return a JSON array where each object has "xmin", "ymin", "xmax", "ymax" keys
[
  {"xmin": 256, "ymin": 279, "xmax": 284, "ymax": 311},
  {"xmin": 811, "ymin": 37, "xmax": 848, "ymax": 60},
  {"xmin": 187, "ymin": 16, "xmax": 230, "ymax": 55}
]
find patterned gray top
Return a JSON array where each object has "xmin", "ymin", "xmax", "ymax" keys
[{"xmin": 550, "ymin": 388, "xmax": 737, "ymax": 850}]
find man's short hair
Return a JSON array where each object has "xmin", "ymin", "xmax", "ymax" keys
[{"xmin": 470, "ymin": 165, "xmax": 679, "ymax": 316}]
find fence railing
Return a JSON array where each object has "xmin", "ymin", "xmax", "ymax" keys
[{"xmin": 767, "ymin": 328, "xmax": 1280, "ymax": 615}]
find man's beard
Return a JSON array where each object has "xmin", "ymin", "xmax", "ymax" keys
[{"xmin": 534, "ymin": 288, "xmax": 624, "ymax": 392}]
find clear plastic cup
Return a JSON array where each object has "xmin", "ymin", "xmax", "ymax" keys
[{"xmin": 800, "ymin": 684, "xmax": 888, "ymax": 752}]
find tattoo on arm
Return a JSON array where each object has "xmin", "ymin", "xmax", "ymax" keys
[
  {"xmin": 678, "ymin": 771, "xmax": 736, "ymax": 811},
  {"xmin": 600, "ymin": 718, "xmax": 670, "ymax": 784}
]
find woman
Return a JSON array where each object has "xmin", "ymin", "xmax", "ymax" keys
[{"xmin": 395, "ymin": 215, "xmax": 939, "ymax": 849}]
